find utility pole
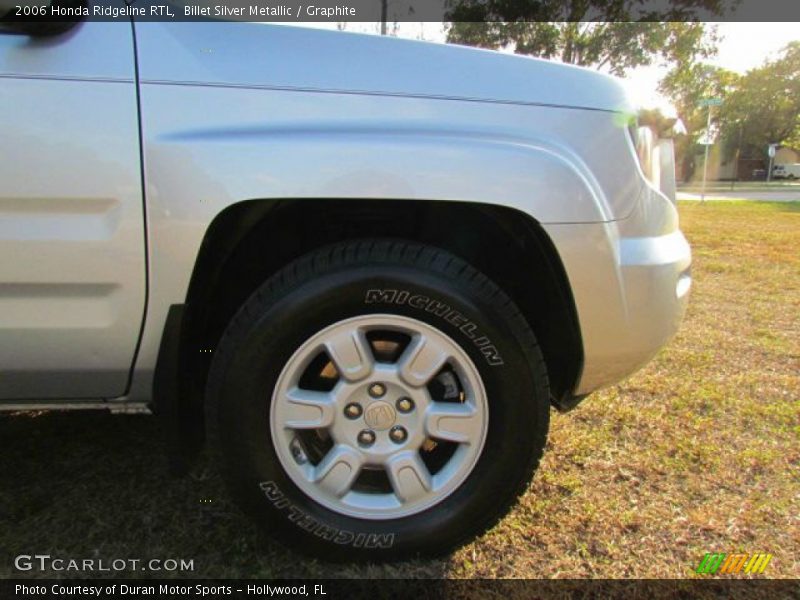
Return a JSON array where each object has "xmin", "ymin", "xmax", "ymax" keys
[
  {"xmin": 731, "ymin": 123, "xmax": 743, "ymax": 192},
  {"xmin": 380, "ymin": 0, "xmax": 387, "ymax": 35}
]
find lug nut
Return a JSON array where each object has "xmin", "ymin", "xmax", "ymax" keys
[
  {"xmin": 344, "ymin": 403, "xmax": 363, "ymax": 419},
  {"xmin": 396, "ymin": 397, "xmax": 414, "ymax": 413},
  {"xmin": 389, "ymin": 426, "xmax": 408, "ymax": 444},
  {"xmin": 368, "ymin": 383, "xmax": 387, "ymax": 398},
  {"xmin": 357, "ymin": 429, "xmax": 376, "ymax": 447}
]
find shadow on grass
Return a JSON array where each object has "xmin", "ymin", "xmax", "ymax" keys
[
  {"xmin": 678, "ymin": 199, "xmax": 800, "ymax": 213},
  {"xmin": 775, "ymin": 201, "xmax": 800, "ymax": 212},
  {"xmin": 739, "ymin": 200, "xmax": 800, "ymax": 213},
  {"xmin": 0, "ymin": 412, "xmax": 449, "ymax": 579}
]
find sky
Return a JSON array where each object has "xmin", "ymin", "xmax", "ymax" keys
[{"xmin": 279, "ymin": 22, "xmax": 799, "ymax": 114}]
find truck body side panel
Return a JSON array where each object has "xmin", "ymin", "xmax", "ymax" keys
[{"xmin": 0, "ymin": 23, "xmax": 146, "ymax": 399}]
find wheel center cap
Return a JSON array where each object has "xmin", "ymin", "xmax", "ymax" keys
[{"xmin": 364, "ymin": 401, "xmax": 396, "ymax": 431}]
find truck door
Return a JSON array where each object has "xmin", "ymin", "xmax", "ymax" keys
[{"xmin": 0, "ymin": 22, "xmax": 146, "ymax": 399}]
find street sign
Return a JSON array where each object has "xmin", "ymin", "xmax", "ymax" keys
[
  {"xmin": 699, "ymin": 98, "xmax": 722, "ymax": 202},
  {"xmin": 698, "ymin": 132, "xmax": 716, "ymax": 145},
  {"xmin": 767, "ymin": 144, "xmax": 778, "ymax": 182}
]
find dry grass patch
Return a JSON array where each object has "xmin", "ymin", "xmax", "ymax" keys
[{"xmin": 0, "ymin": 201, "xmax": 797, "ymax": 580}]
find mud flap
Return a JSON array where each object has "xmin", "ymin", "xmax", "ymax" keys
[{"xmin": 153, "ymin": 304, "xmax": 203, "ymax": 475}]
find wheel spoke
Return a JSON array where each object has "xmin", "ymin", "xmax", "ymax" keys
[
  {"xmin": 283, "ymin": 388, "xmax": 335, "ymax": 429},
  {"xmin": 313, "ymin": 444, "xmax": 363, "ymax": 498},
  {"xmin": 324, "ymin": 328, "xmax": 373, "ymax": 382},
  {"xmin": 386, "ymin": 451, "xmax": 432, "ymax": 503},
  {"xmin": 424, "ymin": 402, "xmax": 481, "ymax": 444},
  {"xmin": 397, "ymin": 334, "xmax": 449, "ymax": 388}
]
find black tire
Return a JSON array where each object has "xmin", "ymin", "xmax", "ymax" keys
[{"xmin": 206, "ymin": 240, "xmax": 550, "ymax": 561}]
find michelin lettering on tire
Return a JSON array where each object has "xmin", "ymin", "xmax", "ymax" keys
[
  {"xmin": 259, "ymin": 482, "xmax": 395, "ymax": 549},
  {"xmin": 365, "ymin": 289, "xmax": 504, "ymax": 366}
]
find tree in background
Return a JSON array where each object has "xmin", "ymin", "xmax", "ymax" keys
[
  {"xmin": 660, "ymin": 41, "xmax": 800, "ymax": 179},
  {"xmin": 446, "ymin": 1, "xmax": 721, "ymax": 76},
  {"xmin": 659, "ymin": 64, "xmax": 739, "ymax": 180},
  {"xmin": 448, "ymin": 21, "xmax": 716, "ymax": 77},
  {"xmin": 720, "ymin": 42, "xmax": 800, "ymax": 158}
]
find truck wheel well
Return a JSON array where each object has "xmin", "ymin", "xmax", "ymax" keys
[{"xmin": 183, "ymin": 198, "xmax": 582, "ymax": 410}]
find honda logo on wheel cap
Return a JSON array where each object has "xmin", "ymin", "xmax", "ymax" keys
[{"xmin": 364, "ymin": 402, "xmax": 396, "ymax": 430}]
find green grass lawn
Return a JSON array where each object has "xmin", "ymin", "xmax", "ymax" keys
[{"xmin": 1, "ymin": 201, "xmax": 797, "ymax": 580}]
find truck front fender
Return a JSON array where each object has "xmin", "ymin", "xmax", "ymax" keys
[{"xmin": 127, "ymin": 83, "xmax": 638, "ymax": 406}]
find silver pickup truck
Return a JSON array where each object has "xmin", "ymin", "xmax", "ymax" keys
[{"xmin": 0, "ymin": 20, "xmax": 691, "ymax": 560}]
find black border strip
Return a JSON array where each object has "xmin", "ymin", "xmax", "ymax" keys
[
  {"xmin": 3, "ymin": 578, "xmax": 799, "ymax": 600},
  {"xmin": 5, "ymin": 0, "xmax": 800, "ymax": 24}
]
